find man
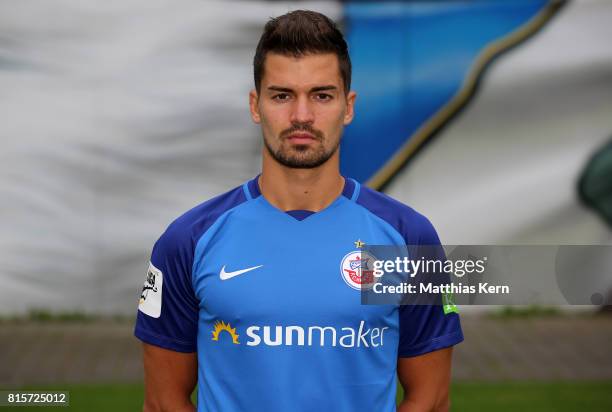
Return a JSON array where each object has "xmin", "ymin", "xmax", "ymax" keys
[{"xmin": 135, "ymin": 10, "xmax": 463, "ymax": 412}]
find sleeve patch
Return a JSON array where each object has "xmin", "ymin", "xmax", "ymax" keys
[
  {"xmin": 138, "ymin": 262, "xmax": 163, "ymax": 318},
  {"xmin": 442, "ymin": 291, "xmax": 459, "ymax": 315}
]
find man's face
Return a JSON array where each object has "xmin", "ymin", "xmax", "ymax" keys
[{"xmin": 249, "ymin": 52, "xmax": 356, "ymax": 169}]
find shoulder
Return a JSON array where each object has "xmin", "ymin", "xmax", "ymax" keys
[
  {"xmin": 155, "ymin": 184, "xmax": 248, "ymax": 252},
  {"xmin": 355, "ymin": 184, "xmax": 440, "ymax": 245}
]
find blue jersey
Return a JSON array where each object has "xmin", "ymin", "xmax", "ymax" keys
[{"xmin": 135, "ymin": 176, "xmax": 463, "ymax": 412}]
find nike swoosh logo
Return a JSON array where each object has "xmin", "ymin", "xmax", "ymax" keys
[{"xmin": 219, "ymin": 265, "xmax": 263, "ymax": 280}]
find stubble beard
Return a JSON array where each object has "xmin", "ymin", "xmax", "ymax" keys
[{"xmin": 263, "ymin": 127, "xmax": 340, "ymax": 169}]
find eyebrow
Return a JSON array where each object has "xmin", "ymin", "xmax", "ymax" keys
[{"xmin": 267, "ymin": 85, "xmax": 338, "ymax": 93}]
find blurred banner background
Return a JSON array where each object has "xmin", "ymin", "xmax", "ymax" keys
[
  {"xmin": 1, "ymin": 1, "xmax": 611, "ymax": 410},
  {"xmin": 1, "ymin": 0, "xmax": 611, "ymax": 314}
]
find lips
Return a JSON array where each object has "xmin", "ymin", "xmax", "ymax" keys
[{"xmin": 287, "ymin": 133, "xmax": 317, "ymax": 144}]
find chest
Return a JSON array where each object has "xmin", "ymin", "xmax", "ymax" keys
[{"xmin": 192, "ymin": 208, "xmax": 401, "ymax": 327}]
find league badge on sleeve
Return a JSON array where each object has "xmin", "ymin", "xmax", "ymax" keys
[{"xmin": 138, "ymin": 262, "xmax": 163, "ymax": 318}]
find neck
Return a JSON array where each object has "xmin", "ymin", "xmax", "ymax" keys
[{"xmin": 259, "ymin": 151, "xmax": 344, "ymax": 212}]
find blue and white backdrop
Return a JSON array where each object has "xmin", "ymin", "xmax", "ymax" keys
[{"xmin": 1, "ymin": 0, "xmax": 611, "ymax": 313}]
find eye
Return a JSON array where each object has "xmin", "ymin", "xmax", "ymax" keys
[
  {"xmin": 272, "ymin": 93, "xmax": 291, "ymax": 101},
  {"xmin": 315, "ymin": 93, "xmax": 333, "ymax": 101}
]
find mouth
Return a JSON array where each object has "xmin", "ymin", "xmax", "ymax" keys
[{"xmin": 286, "ymin": 133, "xmax": 317, "ymax": 145}]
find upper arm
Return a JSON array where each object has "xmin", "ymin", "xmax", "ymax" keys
[
  {"xmin": 397, "ymin": 215, "xmax": 463, "ymax": 357},
  {"xmin": 397, "ymin": 347, "xmax": 453, "ymax": 412},
  {"xmin": 143, "ymin": 343, "xmax": 197, "ymax": 411},
  {"xmin": 397, "ymin": 213, "xmax": 462, "ymax": 411},
  {"xmin": 134, "ymin": 223, "xmax": 199, "ymax": 352},
  {"xmin": 135, "ymin": 222, "xmax": 200, "ymax": 410}
]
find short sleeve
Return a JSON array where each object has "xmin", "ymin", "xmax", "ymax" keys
[
  {"xmin": 134, "ymin": 222, "xmax": 199, "ymax": 353},
  {"xmin": 398, "ymin": 214, "xmax": 464, "ymax": 357}
]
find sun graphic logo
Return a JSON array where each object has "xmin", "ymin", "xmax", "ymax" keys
[{"xmin": 211, "ymin": 320, "xmax": 240, "ymax": 344}]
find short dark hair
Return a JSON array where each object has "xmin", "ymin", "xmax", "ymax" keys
[{"xmin": 253, "ymin": 10, "xmax": 351, "ymax": 94}]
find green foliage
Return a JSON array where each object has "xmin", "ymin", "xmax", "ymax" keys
[
  {"xmin": 452, "ymin": 381, "xmax": 612, "ymax": 412},
  {"xmin": 489, "ymin": 305, "xmax": 562, "ymax": 318},
  {"xmin": 5, "ymin": 381, "xmax": 612, "ymax": 411},
  {"xmin": 0, "ymin": 309, "xmax": 133, "ymax": 324},
  {"xmin": 0, "ymin": 384, "xmax": 144, "ymax": 411}
]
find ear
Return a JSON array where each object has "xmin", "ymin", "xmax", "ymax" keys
[
  {"xmin": 343, "ymin": 90, "xmax": 357, "ymax": 126},
  {"xmin": 249, "ymin": 89, "xmax": 261, "ymax": 124}
]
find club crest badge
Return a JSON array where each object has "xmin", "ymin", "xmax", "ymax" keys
[{"xmin": 340, "ymin": 251, "xmax": 376, "ymax": 291}]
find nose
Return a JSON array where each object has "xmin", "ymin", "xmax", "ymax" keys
[{"xmin": 289, "ymin": 94, "xmax": 315, "ymax": 125}]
